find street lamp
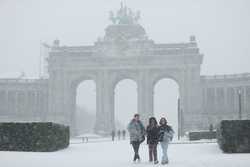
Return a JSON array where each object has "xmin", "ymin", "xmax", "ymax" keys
[
  {"xmin": 237, "ymin": 88, "xmax": 242, "ymax": 120},
  {"xmin": 177, "ymin": 98, "xmax": 182, "ymax": 140},
  {"xmin": 177, "ymin": 98, "xmax": 180, "ymax": 140}
]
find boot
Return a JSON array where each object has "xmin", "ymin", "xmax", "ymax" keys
[{"xmin": 161, "ymin": 160, "xmax": 168, "ymax": 165}]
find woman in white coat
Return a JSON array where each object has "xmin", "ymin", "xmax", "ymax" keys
[{"xmin": 158, "ymin": 117, "xmax": 174, "ymax": 165}]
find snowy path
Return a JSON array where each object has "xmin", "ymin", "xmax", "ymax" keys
[{"xmin": 1, "ymin": 140, "xmax": 250, "ymax": 167}]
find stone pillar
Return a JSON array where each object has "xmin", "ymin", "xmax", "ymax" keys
[
  {"xmin": 94, "ymin": 75, "xmax": 104, "ymax": 133},
  {"xmin": 5, "ymin": 91, "xmax": 8, "ymax": 115},
  {"xmin": 14, "ymin": 91, "xmax": 18, "ymax": 118},
  {"xmin": 233, "ymin": 87, "xmax": 238, "ymax": 119},
  {"xmin": 5, "ymin": 90, "xmax": 10, "ymax": 115},
  {"xmin": 48, "ymin": 71, "xmax": 65, "ymax": 124},
  {"xmin": 243, "ymin": 87, "xmax": 247, "ymax": 118},
  {"xmin": 51, "ymin": 71, "xmax": 70, "ymax": 125},
  {"xmin": 227, "ymin": 87, "xmax": 234, "ymax": 116},
  {"xmin": 202, "ymin": 87, "xmax": 206, "ymax": 113},
  {"xmin": 224, "ymin": 87, "xmax": 228, "ymax": 113},
  {"xmin": 144, "ymin": 80, "xmax": 154, "ymax": 122},
  {"xmin": 34, "ymin": 91, "xmax": 38, "ymax": 120},
  {"xmin": 7, "ymin": 91, "xmax": 12, "ymax": 116},
  {"xmin": 214, "ymin": 88, "xmax": 218, "ymax": 113},
  {"xmin": 0, "ymin": 91, "xmax": 5, "ymax": 115},
  {"xmin": 61, "ymin": 75, "xmax": 78, "ymax": 136},
  {"xmin": 48, "ymin": 72, "xmax": 56, "ymax": 122},
  {"xmin": 31, "ymin": 92, "xmax": 36, "ymax": 118},
  {"xmin": 23, "ymin": 91, "xmax": 28, "ymax": 120},
  {"xmin": 69, "ymin": 87, "xmax": 77, "ymax": 136},
  {"xmin": 183, "ymin": 67, "xmax": 203, "ymax": 131},
  {"xmin": 137, "ymin": 76, "xmax": 144, "ymax": 120},
  {"xmin": 94, "ymin": 70, "xmax": 114, "ymax": 134},
  {"xmin": 138, "ymin": 70, "xmax": 153, "ymax": 126},
  {"xmin": 103, "ymin": 79, "xmax": 115, "ymax": 132},
  {"xmin": 246, "ymin": 87, "xmax": 250, "ymax": 118},
  {"xmin": 63, "ymin": 77, "xmax": 73, "ymax": 127},
  {"xmin": 180, "ymin": 68, "xmax": 192, "ymax": 133},
  {"xmin": 37, "ymin": 91, "xmax": 41, "ymax": 120},
  {"xmin": 40, "ymin": 91, "xmax": 48, "ymax": 122},
  {"xmin": 0, "ymin": 91, "xmax": 4, "ymax": 115},
  {"xmin": 109, "ymin": 87, "xmax": 115, "ymax": 131},
  {"xmin": 178, "ymin": 81, "xmax": 185, "ymax": 136}
]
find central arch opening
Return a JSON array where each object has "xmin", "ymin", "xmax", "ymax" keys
[
  {"xmin": 154, "ymin": 78, "xmax": 179, "ymax": 137},
  {"xmin": 114, "ymin": 79, "xmax": 138, "ymax": 131},
  {"xmin": 75, "ymin": 80, "xmax": 96, "ymax": 136}
]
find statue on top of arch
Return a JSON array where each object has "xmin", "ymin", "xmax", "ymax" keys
[{"xmin": 109, "ymin": 2, "xmax": 141, "ymax": 25}]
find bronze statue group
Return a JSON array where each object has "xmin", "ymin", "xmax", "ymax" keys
[{"xmin": 127, "ymin": 114, "xmax": 174, "ymax": 165}]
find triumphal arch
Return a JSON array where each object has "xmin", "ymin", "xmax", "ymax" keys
[
  {"xmin": 48, "ymin": 6, "xmax": 203, "ymax": 135},
  {"xmin": 1, "ymin": 5, "xmax": 250, "ymax": 136}
]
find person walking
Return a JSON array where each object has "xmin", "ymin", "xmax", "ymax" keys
[
  {"xmin": 117, "ymin": 130, "xmax": 121, "ymax": 140},
  {"xmin": 158, "ymin": 117, "xmax": 174, "ymax": 165},
  {"xmin": 111, "ymin": 130, "xmax": 115, "ymax": 141},
  {"xmin": 122, "ymin": 129, "xmax": 126, "ymax": 140},
  {"xmin": 127, "ymin": 114, "xmax": 145, "ymax": 163},
  {"xmin": 146, "ymin": 117, "xmax": 159, "ymax": 164}
]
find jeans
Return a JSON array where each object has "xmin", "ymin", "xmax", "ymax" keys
[
  {"xmin": 131, "ymin": 141, "xmax": 141, "ymax": 161},
  {"xmin": 148, "ymin": 144, "xmax": 158, "ymax": 161},
  {"xmin": 160, "ymin": 142, "xmax": 169, "ymax": 163}
]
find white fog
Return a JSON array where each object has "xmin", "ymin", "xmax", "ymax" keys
[
  {"xmin": 1, "ymin": 0, "xmax": 250, "ymax": 133},
  {"xmin": 1, "ymin": 1, "xmax": 250, "ymax": 167}
]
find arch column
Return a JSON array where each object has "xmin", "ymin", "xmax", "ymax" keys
[
  {"xmin": 48, "ymin": 71, "xmax": 65, "ymax": 123},
  {"xmin": 178, "ymin": 79, "xmax": 185, "ymax": 136},
  {"xmin": 138, "ymin": 70, "xmax": 154, "ymax": 125},
  {"xmin": 69, "ymin": 87, "xmax": 77, "ymax": 136},
  {"xmin": 51, "ymin": 72, "xmax": 77, "ymax": 136},
  {"xmin": 103, "ymin": 75, "xmax": 115, "ymax": 132},
  {"xmin": 94, "ymin": 75, "xmax": 105, "ymax": 133},
  {"xmin": 94, "ymin": 70, "xmax": 115, "ymax": 134},
  {"xmin": 182, "ymin": 67, "xmax": 204, "ymax": 131}
]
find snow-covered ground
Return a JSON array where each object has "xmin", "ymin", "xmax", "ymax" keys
[{"xmin": 1, "ymin": 139, "xmax": 250, "ymax": 167}]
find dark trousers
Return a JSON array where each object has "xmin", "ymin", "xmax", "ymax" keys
[
  {"xmin": 148, "ymin": 144, "xmax": 158, "ymax": 161},
  {"xmin": 131, "ymin": 141, "xmax": 141, "ymax": 161}
]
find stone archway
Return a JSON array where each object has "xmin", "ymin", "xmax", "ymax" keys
[
  {"xmin": 47, "ymin": 6, "xmax": 204, "ymax": 136},
  {"xmin": 153, "ymin": 78, "xmax": 180, "ymax": 136},
  {"xmin": 75, "ymin": 80, "xmax": 97, "ymax": 135},
  {"xmin": 114, "ymin": 79, "xmax": 138, "ymax": 130}
]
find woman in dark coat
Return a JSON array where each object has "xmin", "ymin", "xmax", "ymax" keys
[{"xmin": 146, "ymin": 117, "xmax": 159, "ymax": 164}]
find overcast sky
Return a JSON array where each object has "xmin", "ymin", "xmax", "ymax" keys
[
  {"xmin": 1, "ymin": 0, "xmax": 250, "ymax": 77},
  {"xmin": 0, "ymin": 0, "xmax": 250, "ymax": 130}
]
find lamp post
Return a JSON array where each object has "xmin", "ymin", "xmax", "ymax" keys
[
  {"xmin": 177, "ymin": 98, "xmax": 181, "ymax": 140},
  {"xmin": 237, "ymin": 89, "xmax": 242, "ymax": 120}
]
